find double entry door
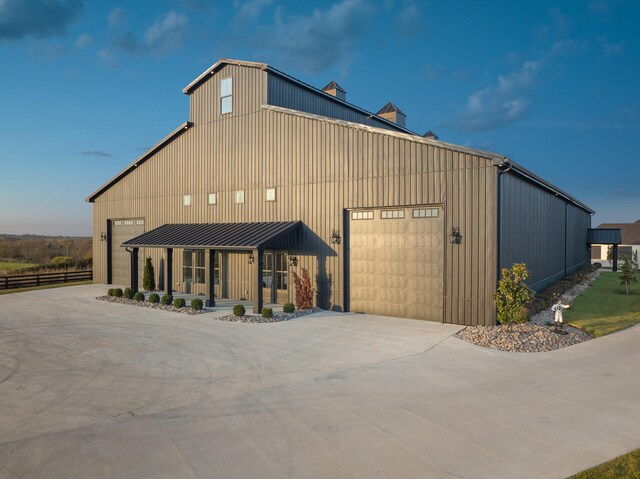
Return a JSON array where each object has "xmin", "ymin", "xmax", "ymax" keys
[{"xmin": 262, "ymin": 251, "xmax": 288, "ymax": 304}]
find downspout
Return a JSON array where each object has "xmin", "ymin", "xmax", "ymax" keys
[{"xmin": 496, "ymin": 164, "xmax": 512, "ymax": 279}]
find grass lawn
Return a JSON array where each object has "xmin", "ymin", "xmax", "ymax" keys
[
  {"xmin": 0, "ymin": 281, "xmax": 92, "ymax": 295},
  {"xmin": 0, "ymin": 261, "xmax": 38, "ymax": 273},
  {"xmin": 567, "ymin": 448, "xmax": 640, "ymax": 479},
  {"xmin": 566, "ymin": 272, "xmax": 640, "ymax": 337}
]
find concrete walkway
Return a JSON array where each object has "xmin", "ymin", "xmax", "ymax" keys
[{"xmin": 0, "ymin": 285, "xmax": 638, "ymax": 478}]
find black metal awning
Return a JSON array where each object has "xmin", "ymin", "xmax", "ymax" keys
[
  {"xmin": 122, "ymin": 221, "xmax": 302, "ymax": 250},
  {"xmin": 587, "ymin": 228, "xmax": 622, "ymax": 245}
]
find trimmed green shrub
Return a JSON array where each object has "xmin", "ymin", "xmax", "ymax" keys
[
  {"xmin": 148, "ymin": 293, "xmax": 160, "ymax": 303},
  {"xmin": 190, "ymin": 298, "xmax": 203, "ymax": 310},
  {"xmin": 123, "ymin": 287, "xmax": 135, "ymax": 299},
  {"xmin": 143, "ymin": 257, "xmax": 156, "ymax": 291},
  {"xmin": 107, "ymin": 288, "xmax": 115, "ymax": 296},
  {"xmin": 494, "ymin": 263, "xmax": 533, "ymax": 326},
  {"xmin": 113, "ymin": 288, "xmax": 123, "ymax": 297},
  {"xmin": 283, "ymin": 302, "xmax": 295, "ymax": 314},
  {"xmin": 173, "ymin": 297, "xmax": 186, "ymax": 308},
  {"xmin": 160, "ymin": 294, "xmax": 173, "ymax": 305},
  {"xmin": 233, "ymin": 304, "xmax": 246, "ymax": 317},
  {"xmin": 261, "ymin": 307, "xmax": 273, "ymax": 318},
  {"xmin": 133, "ymin": 292, "xmax": 145, "ymax": 302}
]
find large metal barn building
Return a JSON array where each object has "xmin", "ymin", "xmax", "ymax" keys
[{"xmin": 87, "ymin": 58, "xmax": 593, "ymax": 326}]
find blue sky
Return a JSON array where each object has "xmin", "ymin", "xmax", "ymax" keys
[{"xmin": 0, "ymin": 0, "xmax": 638, "ymax": 235}]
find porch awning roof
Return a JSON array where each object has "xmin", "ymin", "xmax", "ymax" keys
[
  {"xmin": 122, "ymin": 221, "xmax": 302, "ymax": 250},
  {"xmin": 587, "ymin": 228, "xmax": 622, "ymax": 245}
]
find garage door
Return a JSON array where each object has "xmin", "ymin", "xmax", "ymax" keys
[
  {"xmin": 111, "ymin": 218, "xmax": 145, "ymax": 286},
  {"xmin": 349, "ymin": 207, "xmax": 444, "ymax": 321}
]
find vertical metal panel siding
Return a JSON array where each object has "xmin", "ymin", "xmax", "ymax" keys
[
  {"xmin": 267, "ymin": 75, "xmax": 401, "ymax": 132},
  {"xmin": 499, "ymin": 173, "xmax": 588, "ymax": 292},
  {"xmin": 92, "ymin": 65, "xmax": 498, "ymax": 325}
]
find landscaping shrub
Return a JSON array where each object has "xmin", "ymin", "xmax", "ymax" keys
[
  {"xmin": 113, "ymin": 288, "xmax": 123, "ymax": 297},
  {"xmin": 107, "ymin": 288, "xmax": 114, "ymax": 296},
  {"xmin": 283, "ymin": 302, "xmax": 295, "ymax": 314},
  {"xmin": 143, "ymin": 257, "xmax": 156, "ymax": 291},
  {"xmin": 261, "ymin": 307, "xmax": 273, "ymax": 318},
  {"xmin": 190, "ymin": 298, "xmax": 203, "ymax": 310},
  {"xmin": 173, "ymin": 297, "xmax": 186, "ymax": 308},
  {"xmin": 133, "ymin": 292, "xmax": 145, "ymax": 302},
  {"xmin": 148, "ymin": 293, "xmax": 160, "ymax": 303},
  {"xmin": 233, "ymin": 304, "xmax": 245, "ymax": 317},
  {"xmin": 123, "ymin": 287, "xmax": 135, "ymax": 299},
  {"xmin": 494, "ymin": 263, "xmax": 533, "ymax": 326},
  {"xmin": 292, "ymin": 268, "xmax": 315, "ymax": 310},
  {"xmin": 160, "ymin": 294, "xmax": 173, "ymax": 305}
]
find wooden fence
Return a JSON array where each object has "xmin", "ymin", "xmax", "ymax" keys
[{"xmin": 1, "ymin": 270, "xmax": 93, "ymax": 290}]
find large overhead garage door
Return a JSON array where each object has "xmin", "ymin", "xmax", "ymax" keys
[
  {"xmin": 348, "ymin": 206, "xmax": 444, "ymax": 321},
  {"xmin": 111, "ymin": 218, "xmax": 145, "ymax": 286}
]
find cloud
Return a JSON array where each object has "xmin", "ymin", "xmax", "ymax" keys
[
  {"xmin": 110, "ymin": 11, "xmax": 189, "ymax": 57},
  {"xmin": 394, "ymin": 1, "xmax": 423, "ymax": 37},
  {"xmin": 453, "ymin": 61, "xmax": 539, "ymax": 132},
  {"xmin": 74, "ymin": 33, "xmax": 93, "ymax": 49},
  {"xmin": 245, "ymin": 0, "xmax": 374, "ymax": 73},
  {"xmin": 0, "ymin": 0, "xmax": 83, "ymax": 40},
  {"xmin": 28, "ymin": 41, "xmax": 65, "ymax": 59},
  {"xmin": 616, "ymin": 107, "xmax": 637, "ymax": 121},
  {"xmin": 108, "ymin": 7, "xmax": 124, "ymax": 29},
  {"xmin": 234, "ymin": 0, "xmax": 272, "ymax": 20},
  {"xmin": 596, "ymin": 35, "xmax": 625, "ymax": 55},
  {"xmin": 80, "ymin": 150, "xmax": 113, "ymax": 157}
]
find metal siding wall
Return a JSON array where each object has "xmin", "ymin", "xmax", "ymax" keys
[
  {"xmin": 499, "ymin": 173, "xmax": 589, "ymax": 292},
  {"xmin": 267, "ymin": 74, "xmax": 402, "ymax": 132},
  {"xmin": 92, "ymin": 65, "xmax": 498, "ymax": 325}
]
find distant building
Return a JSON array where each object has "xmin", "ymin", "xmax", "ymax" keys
[
  {"xmin": 592, "ymin": 220, "xmax": 640, "ymax": 263},
  {"xmin": 87, "ymin": 59, "xmax": 594, "ymax": 325}
]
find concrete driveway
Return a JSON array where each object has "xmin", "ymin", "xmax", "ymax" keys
[{"xmin": 0, "ymin": 285, "xmax": 638, "ymax": 479}]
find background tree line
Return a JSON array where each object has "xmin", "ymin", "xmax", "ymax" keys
[{"xmin": 0, "ymin": 235, "xmax": 92, "ymax": 264}]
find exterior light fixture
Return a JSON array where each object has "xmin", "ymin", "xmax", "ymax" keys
[
  {"xmin": 100, "ymin": 232, "xmax": 107, "ymax": 241},
  {"xmin": 330, "ymin": 229, "xmax": 341, "ymax": 245},
  {"xmin": 288, "ymin": 255, "xmax": 298, "ymax": 267},
  {"xmin": 450, "ymin": 227, "xmax": 462, "ymax": 244},
  {"xmin": 248, "ymin": 253, "xmax": 254, "ymax": 264}
]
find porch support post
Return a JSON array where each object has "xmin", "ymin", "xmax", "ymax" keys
[
  {"xmin": 613, "ymin": 244, "xmax": 618, "ymax": 272},
  {"xmin": 130, "ymin": 247, "xmax": 139, "ymax": 292},
  {"xmin": 206, "ymin": 249, "xmax": 216, "ymax": 307},
  {"xmin": 253, "ymin": 248, "xmax": 263, "ymax": 314},
  {"xmin": 166, "ymin": 248, "xmax": 173, "ymax": 296}
]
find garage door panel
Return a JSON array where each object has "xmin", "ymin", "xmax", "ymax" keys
[
  {"xmin": 111, "ymin": 219, "xmax": 145, "ymax": 286},
  {"xmin": 349, "ymin": 207, "xmax": 443, "ymax": 321}
]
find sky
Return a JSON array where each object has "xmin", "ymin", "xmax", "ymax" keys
[{"xmin": 0, "ymin": 0, "xmax": 638, "ymax": 236}]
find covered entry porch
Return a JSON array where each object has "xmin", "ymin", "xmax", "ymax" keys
[
  {"xmin": 122, "ymin": 221, "xmax": 302, "ymax": 313},
  {"xmin": 588, "ymin": 228, "xmax": 622, "ymax": 271}
]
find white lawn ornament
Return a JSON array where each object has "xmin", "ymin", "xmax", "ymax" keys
[{"xmin": 551, "ymin": 300, "xmax": 570, "ymax": 333}]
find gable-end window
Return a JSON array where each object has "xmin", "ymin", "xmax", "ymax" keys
[
  {"xmin": 208, "ymin": 193, "xmax": 217, "ymax": 205},
  {"xmin": 220, "ymin": 77, "xmax": 232, "ymax": 114},
  {"xmin": 235, "ymin": 190, "xmax": 245, "ymax": 204},
  {"xmin": 183, "ymin": 195, "xmax": 191, "ymax": 206},
  {"xmin": 266, "ymin": 188, "xmax": 276, "ymax": 202}
]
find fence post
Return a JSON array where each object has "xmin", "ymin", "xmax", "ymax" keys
[
  {"xmin": 64, "ymin": 272, "xmax": 68, "ymax": 283},
  {"xmin": 36, "ymin": 274, "xmax": 40, "ymax": 286}
]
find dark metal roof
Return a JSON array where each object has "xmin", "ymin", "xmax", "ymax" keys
[
  {"xmin": 423, "ymin": 130, "xmax": 439, "ymax": 140},
  {"xmin": 322, "ymin": 81, "xmax": 346, "ymax": 93},
  {"xmin": 122, "ymin": 221, "xmax": 302, "ymax": 250},
  {"xmin": 597, "ymin": 220, "xmax": 640, "ymax": 244},
  {"xmin": 588, "ymin": 228, "xmax": 622, "ymax": 245},
  {"xmin": 377, "ymin": 101, "xmax": 406, "ymax": 116}
]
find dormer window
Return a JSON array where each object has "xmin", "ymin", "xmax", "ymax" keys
[{"xmin": 220, "ymin": 77, "xmax": 232, "ymax": 114}]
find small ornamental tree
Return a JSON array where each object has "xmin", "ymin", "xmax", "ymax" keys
[
  {"xmin": 619, "ymin": 253, "xmax": 639, "ymax": 295},
  {"xmin": 143, "ymin": 257, "xmax": 156, "ymax": 291},
  {"xmin": 494, "ymin": 263, "xmax": 533, "ymax": 326},
  {"xmin": 291, "ymin": 268, "xmax": 315, "ymax": 310}
]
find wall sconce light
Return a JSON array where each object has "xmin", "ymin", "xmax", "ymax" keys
[
  {"xmin": 450, "ymin": 226, "xmax": 462, "ymax": 244},
  {"xmin": 100, "ymin": 232, "xmax": 107, "ymax": 242},
  {"xmin": 330, "ymin": 229, "xmax": 342, "ymax": 245},
  {"xmin": 248, "ymin": 253, "xmax": 254, "ymax": 264},
  {"xmin": 288, "ymin": 255, "xmax": 298, "ymax": 267}
]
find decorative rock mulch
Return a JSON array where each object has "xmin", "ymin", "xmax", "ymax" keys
[
  {"xmin": 455, "ymin": 269, "xmax": 601, "ymax": 353},
  {"xmin": 217, "ymin": 307, "xmax": 322, "ymax": 323},
  {"xmin": 96, "ymin": 296, "xmax": 205, "ymax": 315}
]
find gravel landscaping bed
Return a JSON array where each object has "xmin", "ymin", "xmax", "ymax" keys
[
  {"xmin": 217, "ymin": 307, "xmax": 322, "ymax": 323},
  {"xmin": 455, "ymin": 269, "xmax": 600, "ymax": 353},
  {"xmin": 96, "ymin": 296, "xmax": 205, "ymax": 315}
]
